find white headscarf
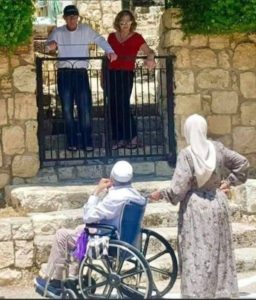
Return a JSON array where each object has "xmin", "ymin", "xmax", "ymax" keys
[{"xmin": 184, "ymin": 114, "xmax": 216, "ymax": 188}]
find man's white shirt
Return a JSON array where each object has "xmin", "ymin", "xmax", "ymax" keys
[
  {"xmin": 83, "ymin": 185, "xmax": 146, "ymax": 232},
  {"xmin": 47, "ymin": 24, "xmax": 114, "ymax": 68}
]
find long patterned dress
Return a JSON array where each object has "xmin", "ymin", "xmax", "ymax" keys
[{"xmin": 162, "ymin": 141, "xmax": 249, "ymax": 298}]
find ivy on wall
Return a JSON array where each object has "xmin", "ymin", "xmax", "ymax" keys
[
  {"xmin": 165, "ymin": 0, "xmax": 256, "ymax": 35},
  {"xmin": 0, "ymin": 0, "xmax": 35, "ymax": 51}
]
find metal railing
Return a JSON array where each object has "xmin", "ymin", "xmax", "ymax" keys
[{"xmin": 36, "ymin": 55, "xmax": 176, "ymax": 166}]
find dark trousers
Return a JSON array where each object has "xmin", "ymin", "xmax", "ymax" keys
[
  {"xmin": 57, "ymin": 68, "xmax": 92, "ymax": 148},
  {"xmin": 107, "ymin": 70, "xmax": 137, "ymax": 142}
]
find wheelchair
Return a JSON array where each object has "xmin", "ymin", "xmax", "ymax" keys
[{"xmin": 40, "ymin": 200, "xmax": 178, "ymax": 299}]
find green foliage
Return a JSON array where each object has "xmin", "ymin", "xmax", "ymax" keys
[
  {"xmin": 165, "ymin": 0, "xmax": 256, "ymax": 35},
  {"xmin": 0, "ymin": 0, "xmax": 35, "ymax": 51}
]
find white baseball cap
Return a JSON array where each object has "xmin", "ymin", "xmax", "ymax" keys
[{"xmin": 110, "ymin": 161, "xmax": 133, "ymax": 183}]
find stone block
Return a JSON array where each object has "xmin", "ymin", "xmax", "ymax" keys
[
  {"xmin": 14, "ymin": 93, "xmax": 37, "ymax": 120},
  {"xmin": 12, "ymin": 154, "xmax": 40, "ymax": 178},
  {"xmin": 11, "ymin": 218, "xmax": 34, "ymax": 240},
  {"xmin": 0, "ymin": 268, "xmax": 22, "ymax": 286},
  {"xmin": 8, "ymin": 185, "xmax": 90, "ymax": 212},
  {"xmin": 174, "ymin": 70, "xmax": 194, "ymax": 94},
  {"xmin": 190, "ymin": 35, "xmax": 208, "ymax": 47},
  {"xmin": 0, "ymin": 173, "xmax": 10, "ymax": 189},
  {"xmin": 174, "ymin": 48, "xmax": 191, "ymax": 68},
  {"xmin": 191, "ymin": 49, "xmax": 217, "ymax": 68},
  {"xmin": 31, "ymin": 209, "xmax": 83, "ymax": 235},
  {"xmin": 207, "ymin": 115, "xmax": 231, "ymax": 135},
  {"xmin": 14, "ymin": 240, "xmax": 34, "ymax": 268},
  {"xmin": 34, "ymin": 235, "xmax": 54, "ymax": 266},
  {"xmin": 241, "ymin": 101, "xmax": 256, "ymax": 126},
  {"xmin": 218, "ymin": 50, "xmax": 231, "ymax": 69},
  {"xmin": 76, "ymin": 165, "xmax": 103, "ymax": 180},
  {"xmin": 164, "ymin": 29, "xmax": 189, "ymax": 47},
  {"xmin": 209, "ymin": 35, "xmax": 230, "ymax": 49},
  {"xmin": 13, "ymin": 65, "xmax": 36, "ymax": 93},
  {"xmin": 0, "ymin": 241, "xmax": 14, "ymax": 269},
  {"xmin": 175, "ymin": 94, "xmax": 201, "ymax": 115},
  {"xmin": 155, "ymin": 161, "xmax": 174, "ymax": 177},
  {"xmin": 58, "ymin": 167, "xmax": 76, "ymax": 181},
  {"xmin": 233, "ymin": 127, "xmax": 256, "ymax": 154},
  {"xmin": 0, "ymin": 221, "xmax": 12, "ymax": 241},
  {"xmin": 133, "ymin": 162, "xmax": 155, "ymax": 176},
  {"xmin": 0, "ymin": 100, "xmax": 7, "ymax": 126},
  {"xmin": 211, "ymin": 91, "xmax": 238, "ymax": 114},
  {"xmin": 244, "ymin": 179, "xmax": 256, "ymax": 213},
  {"xmin": 233, "ymin": 43, "xmax": 256, "ymax": 70},
  {"xmin": 25, "ymin": 121, "xmax": 39, "ymax": 153},
  {"xmin": 2, "ymin": 126, "xmax": 25, "ymax": 155},
  {"xmin": 197, "ymin": 69, "xmax": 230, "ymax": 89},
  {"xmin": 240, "ymin": 72, "xmax": 256, "ymax": 99}
]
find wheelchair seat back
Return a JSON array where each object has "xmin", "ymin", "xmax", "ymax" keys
[{"xmin": 119, "ymin": 200, "xmax": 146, "ymax": 249}]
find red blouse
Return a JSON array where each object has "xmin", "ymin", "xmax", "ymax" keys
[{"xmin": 107, "ymin": 32, "xmax": 146, "ymax": 71}]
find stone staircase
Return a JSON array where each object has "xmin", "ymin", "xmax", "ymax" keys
[{"xmin": 0, "ymin": 178, "xmax": 256, "ymax": 286}]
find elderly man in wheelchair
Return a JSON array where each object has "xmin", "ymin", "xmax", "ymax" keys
[{"xmin": 34, "ymin": 160, "xmax": 178, "ymax": 299}]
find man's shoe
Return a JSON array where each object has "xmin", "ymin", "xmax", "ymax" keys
[{"xmin": 34, "ymin": 276, "xmax": 62, "ymax": 298}]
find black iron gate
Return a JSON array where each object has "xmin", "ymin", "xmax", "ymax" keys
[{"xmin": 36, "ymin": 55, "xmax": 176, "ymax": 166}]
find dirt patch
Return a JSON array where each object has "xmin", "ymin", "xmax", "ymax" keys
[{"xmin": 0, "ymin": 206, "xmax": 28, "ymax": 218}]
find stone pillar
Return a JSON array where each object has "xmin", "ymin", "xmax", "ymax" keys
[
  {"xmin": 0, "ymin": 44, "xmax": 40, "ymax": 205},
  {"xmin": 160, "ymin": 8, "xmax": 256, "ymax": 175}
]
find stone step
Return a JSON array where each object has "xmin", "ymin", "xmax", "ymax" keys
[
  {"xmin": 5, "ymin": 180, "xmax": 172, "ymax": 213},
  {"xmin": 33, "ymin": 221, "xmax": 256, "ymax": 268},
  {"xmin": 38, "ymin": 246, "xmax": 256, "ymax": 282},
  {"xmin": 28, "ymin": 202, "xmax": 178, "ymax": 236},
  {"xmin": 4, "ymin": 179, "xmax": 248, "ymax": 218},
  {"xmin": 145, "ymin": 222, "xmax": 256, "ymax": 252},
  {"xmin": 146, "ymin": 247, "xmax": 256, "ymax": 280}
]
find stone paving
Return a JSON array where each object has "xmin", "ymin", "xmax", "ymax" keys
[{"xmin": 1, "ymin": 271, "xmax": 256, "ymax": 299}]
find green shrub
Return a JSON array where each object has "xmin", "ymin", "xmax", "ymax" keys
[
  {"xmin": 165, "ymin": 0, "xmax": 256, "ymax": 35},
  {"xmin": 0, "ymin": 0, "xmax": 35, "ymax": 51}
]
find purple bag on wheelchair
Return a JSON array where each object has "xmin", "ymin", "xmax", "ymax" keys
[{"xmin": 73, "ymin": 229, "xmax": 89, "ymax": 262}]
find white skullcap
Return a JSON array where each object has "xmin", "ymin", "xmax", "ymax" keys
[{"xmin": 110, "ymin": 161, "xmax": 133, "ymax": 183}]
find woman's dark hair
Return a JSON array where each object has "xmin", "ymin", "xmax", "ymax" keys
[{"xmin": 113, "ymin": 10, "xmax": 137, "ymax": 32}]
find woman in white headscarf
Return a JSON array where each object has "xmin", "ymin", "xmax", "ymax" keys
[{"xmin": 150, "ymin": 114, "xmax": 249, "ymax": 299}]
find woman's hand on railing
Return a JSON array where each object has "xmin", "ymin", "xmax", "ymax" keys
[
  {"xmin": 107, "ymin": 52, "xmax": 118, "ymax": 62},
  {"xmin": 144, "ymin": 57, "xmax": 156, "ymax": 70}
]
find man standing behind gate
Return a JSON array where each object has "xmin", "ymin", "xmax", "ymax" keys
[{"xmin": 46, "ymin": 5, "xmax": 117, "ymax": 151}]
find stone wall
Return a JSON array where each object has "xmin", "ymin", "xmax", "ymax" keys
[
  {"xmin": 160, "ymin": 8, "xmax": 256, "ymax": 177},
  {"xmin": 0, "ymin": 46, "xmax": 40, "ymax": 204}
]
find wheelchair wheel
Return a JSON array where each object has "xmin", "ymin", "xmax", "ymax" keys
[
  {"xmin": 78, "ymin": 239, "xmax": 153, "ymax": 299},
  {"xmin": 62, "ymin": 288, "xmax": 77, "ymax": 299},
  {"xmin": 141, "ymin": 228, "xmax": 178, "ymax": 298}
]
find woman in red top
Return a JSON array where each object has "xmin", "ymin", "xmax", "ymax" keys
[{"xmin": 106, "ymin": 10, "xmax": 156, "ymax": 150}]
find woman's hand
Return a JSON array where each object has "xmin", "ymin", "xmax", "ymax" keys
[
  {"xmin": 107, "ymin": 52, "xmax": 118, "ymax": 62},
  {"xmin": 140, "ymin": 43, "xmax": 156, "ymax": 71},
  {"xmin": 144, "ymin": 57, "xmax": 156, "ymax": 70},
  {"xmin": 220, "ymin": 180, "xmax": 231, "ymax": 195},
  {"xmin": 148, "ymin": 190, "xmax": 162, "ymax": 202}
]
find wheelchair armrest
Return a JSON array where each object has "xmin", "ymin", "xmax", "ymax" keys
[{"xmin": 86, "ymin": 223, "xmax": 118, "ymax": 237}]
